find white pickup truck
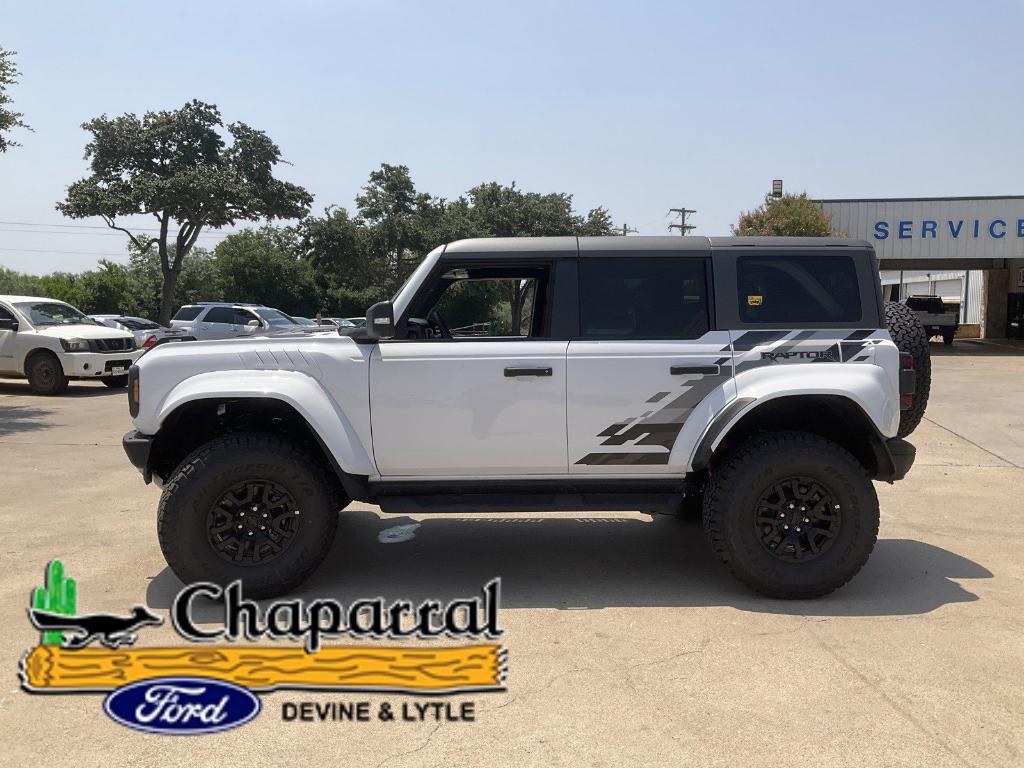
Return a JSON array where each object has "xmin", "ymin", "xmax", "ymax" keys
[
  {"xmin": 905, "ymin": 295, "xmax": 959, "ymax": 345},
  {"xmin": 0, "ymin": 295, "xmax": 141, "ymax": 394},
  {"xmin": 122, "ymin": 237, "xmax": 928, "ymax": 599}
]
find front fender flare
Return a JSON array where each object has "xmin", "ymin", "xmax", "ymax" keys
[{"xmin": 147, "ymin": 369, "xmax": 375, "ymax": 476}]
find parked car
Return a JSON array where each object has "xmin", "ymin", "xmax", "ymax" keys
[
  {"xmin": 0, "ymin": 295, "xmax": 142, "ymax": 394},
  {"xmin": 169, "ymin": 302, "xmax": 305, "ymax": 341},
  {"xmin": 124, "ymin": 236, "xmax": 927, "ymax": 599},
  {"xmin": 905, "ymin": 295, "xmax": 959, "ymax": 345},
  {"xmin": 89, "ymin": 315, "xmax": 192, "ymax": 350}
]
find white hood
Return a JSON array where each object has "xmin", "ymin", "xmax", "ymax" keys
[{"xmin": 33, "ymin": 324, "xmax": 134, "ymax": 341}]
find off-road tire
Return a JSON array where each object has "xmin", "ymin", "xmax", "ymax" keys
[
  {"xmin": 157, "ymin": 431, "xmax": 347, "ymax": 598},
  {"xmin": 103, "ymin": 375, "xmax": 129, "ymax": 388},
  {"xmin": 702, "ymin": 431, "xmax": 879, "ymax": 599},
  {"xmin": 884, "ymin": 301, "xmax": 931, "ymax": 437},
  {"xmin": 26, "ymin": 351, "xmax": 69, "ymax": 395}
]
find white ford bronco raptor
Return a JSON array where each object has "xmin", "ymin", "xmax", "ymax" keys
[{"xmin": 123, "ymin": 237, "xmax": 927, "ymax": 599}]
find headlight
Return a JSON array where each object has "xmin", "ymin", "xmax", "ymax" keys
[{"xmin": 60, "ymin": 338, "xmax": 90, "ymax": 352}]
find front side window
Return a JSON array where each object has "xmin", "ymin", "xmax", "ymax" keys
[
  {"xmin": 579, "ymin": 258, "xmax": 709, "ymax": 339},
  {"xmin": 14, "ymin": 301, "xmax": 95, "ymax": 327},
  {"xmin": 407, "ymin": 264, "xmax": 551, "ymax": 339},
  {"xmin": 737, "ymin": 254, "xmax": 861, "ymax": 324}
]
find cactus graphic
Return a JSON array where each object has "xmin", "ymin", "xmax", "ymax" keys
[{"xmin": 32, "ymin": 560, "xmax": 77, "ymax": 645}]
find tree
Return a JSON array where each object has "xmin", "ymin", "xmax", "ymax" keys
[
  {"xmin": 733, "ymin": 192, "xmax": 843, "ymax": 237},
  {"xmin": 213, "ymin": 228, "xmax": 317, "ymax": 315},
  {"xmin": 57, "ymin": 100, "xmax": 313, "ymax": 324},
  {"xmin": 0, "ymin": 48, "xmax": 31, "ymax": 152}
]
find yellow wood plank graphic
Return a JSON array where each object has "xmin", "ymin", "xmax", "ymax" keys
[{"xmin": 22, "ymin": 644, "xmax": 505, "ymax": 693}]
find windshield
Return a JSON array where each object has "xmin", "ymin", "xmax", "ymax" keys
[
  {"xmin": 15, "ymin": 301, "xmax": 96, "ymax": 327},
  {"xmin": 119, "ymin": 318, "xmax": 161, "ymax": 330},
  {"xmin": 294, "ymin": 317, "xmax": 318, "ymax": 326},
  {"xmin": 255, "ymin": 308, "xmax": 299, "ymax": 327}
]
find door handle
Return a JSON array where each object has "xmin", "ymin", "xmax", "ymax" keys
[
  {"xmin": 670, "ymin": 364, "xmax": 720, "ymax": 376},
  {"xmin": 504, "ymin": 366, "xmax": 553, "ymax": 377}
]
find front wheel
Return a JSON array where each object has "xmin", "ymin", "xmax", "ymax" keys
[
  {"xmin": 702, "ymin": 431, "xmax": 878, "ymax": 599},
  {"xmin": 942, "ymin": 329, "xmax": 955, "ymax": 346},
  {"xmin": 157, "ymin": 431, "xmax": 347, "ymax": 598},
  {"xmin": 26, "ymin": 351, "xmax": 69, "ymax": 395}
]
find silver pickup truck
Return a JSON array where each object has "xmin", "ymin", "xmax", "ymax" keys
[{"xmin": 905, "ymin": 295, "xmax": 959, "ymax": 345}]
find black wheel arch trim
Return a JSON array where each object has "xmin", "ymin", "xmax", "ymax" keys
[{"xmin": 691, "ymin": 395, "xmax": 914, "ymax": 482}]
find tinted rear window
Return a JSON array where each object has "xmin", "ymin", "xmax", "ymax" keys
[
  {"xmin": 737, "ymin": 254, "xmax": 861, "ymax": 324},
  {"xmin": 204, "ymin": 307, "xmax": 235, "ymax": 323},
  {"xmin": 579, "ymin": 258, "xmax": 709, "ymax": 339},
  {"xmin": 172, "ymin": 306, "xmax": 202, "ymax": 321}
]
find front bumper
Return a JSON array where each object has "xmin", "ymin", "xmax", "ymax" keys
[
  {"xmin": 62, "ymin": 350, "xmax": 142, "ymax": 377},
  {"xmin": 123, "ymin": 430, "xmax": 154, "ymax": 483}
]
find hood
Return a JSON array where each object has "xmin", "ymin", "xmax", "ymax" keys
[{"xmin": 33, "ymin": 324, "xmax": 135, "ymax": 341}]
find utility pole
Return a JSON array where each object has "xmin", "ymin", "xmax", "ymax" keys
[
  {"xmin": 618, "ymin": 223, "xmax": 638, "ymax": 236},
  {"xmin": 668, "ymin": 207, "xmax": 697, "ymax": 235}
]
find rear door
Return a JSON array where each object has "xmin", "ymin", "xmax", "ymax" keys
[
  {"xmin": 567, "ymin": 243, "xmax": 735, "ymax": 474},
  {"xmin": 197, "ymin": 306, "xmax": 236, "ymax": 339}
]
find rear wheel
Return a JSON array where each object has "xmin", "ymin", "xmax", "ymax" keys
[
  {"xmin": 26, "ymin": 351, "xmax": 69, "ymax": 395},
  {"xmin": 884, "ymin": 301, "xmax": 931, "ymax": 437},
  {"xmin": 703, "ymin": 431, "xmax": 878, "ymax": 599},
  {"xmin": 942, "ymin": 329, "xmax": 955, "ymax": 346},
  {"xmin": 157, "ymin": 431, "xmax": 347, "ymax": 598}
]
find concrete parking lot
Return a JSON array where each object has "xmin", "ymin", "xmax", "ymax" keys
[{"xmin": 1, "ymin": 341, "xmax": 1022, "ymax": 767}]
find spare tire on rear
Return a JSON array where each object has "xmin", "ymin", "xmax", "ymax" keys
[{"xmin": 884, "ymin": 301, "xmax": 931, "ymax": 437}]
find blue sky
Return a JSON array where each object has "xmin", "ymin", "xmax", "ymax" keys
[{"xmin": 1, "ymin": 0, "xmax": 1022, "ymax": 274}]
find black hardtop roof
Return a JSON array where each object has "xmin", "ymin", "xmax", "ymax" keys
[{"xmin": 440, "ymin": 235, "xmax": 871, "ymax": 259}]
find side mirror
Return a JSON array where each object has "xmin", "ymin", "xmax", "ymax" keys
[
  {"xmin": 365, "ymin": 301, "xmax": 396, "ymax": 340},
  {"xmin": 246, "ymin": 319, "xmax": 260, "ymax": 327},
  {"xmin": 0, "ymin": 317, "xmax": 18, "ymax": 332}
]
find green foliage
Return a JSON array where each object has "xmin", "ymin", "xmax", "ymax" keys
[
  {"xmin": 32, "ymin": 560, "xmax": 77, "ymax": 645},
  {"xmin": 57, "ymin": 100, "xmax": 313, "ymax": 323},
  {"xmin": 213, "ymin": 228, "xmax": 317, "ymax": 315},
  {"xmin": 7, "ymin": 162, "xmax": 616, "ymax": 324},
  {"xmin": 0, "ymin": 48, "xmax": 31, "ymax": 152},
  {"xmin": 733, "ymin": 192, "xmax": 843, "ymax": 237}
]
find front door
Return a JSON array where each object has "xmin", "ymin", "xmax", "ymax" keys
[
  {"xmin": 567, "ymin": 255, "xmax": 734, "ymax": 473},
  {"xmin": 369, "ymin": 260, "xmax": 568, "ymax": 477}
]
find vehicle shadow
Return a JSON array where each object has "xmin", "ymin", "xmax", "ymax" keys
[
  {"xmin": 930, "ymin": 339, "xmax": 1024, "ymax": 357},
  {"xmin": 146, "ymin": 510, "xmax": 991, "ymax": 620},
  {"xmin": 0, "ymin": 403, "xmax": 57, "ymax": 436},
  {"xmin": 0, "ymin": 380, "xmax": 125, "ymax": 397}
]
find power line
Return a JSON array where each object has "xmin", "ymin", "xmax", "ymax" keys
[
  {"xmin": 0, "ymin": 246, "xmax": 129, "ymax": 257},
  {"xmin": 668, "ymin": 207, "xmax": 697, "ymax": 235},
  {"xmin": 0, "ymin": 226, "xmax": 232, "ymax": 239},
  {"xmin": 0, "ymin": 219, "xmax": 246, "ymax": 235}
]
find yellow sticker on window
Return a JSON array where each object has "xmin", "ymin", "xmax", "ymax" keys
[{"xmin": 747, "ymin": 295, "xmax": 763, "ymax": 306}]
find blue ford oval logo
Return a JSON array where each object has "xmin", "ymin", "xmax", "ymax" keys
[{"xmin": 103, "ymin": 676, "xmax": 261, "ymax": 735}]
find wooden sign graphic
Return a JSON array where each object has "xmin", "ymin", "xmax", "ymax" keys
[{"xmin": 22, "ymin": 643, "xmax": 506, "ymax": 693}]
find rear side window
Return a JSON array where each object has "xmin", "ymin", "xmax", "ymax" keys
[
  {"xmin": 579, "ymin": 258, "xmax": 709, "ymax": 339},
  {"xmin": 204, "ymin": 307, "xmax": 235, "ymax": 324},
  {"xmin": 737, "ymin": 254, "xmax": 861, "ymax": 324},
  {"xmin": 172, "ymin": 306, "xmax": 202, "ymax": 321}
]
